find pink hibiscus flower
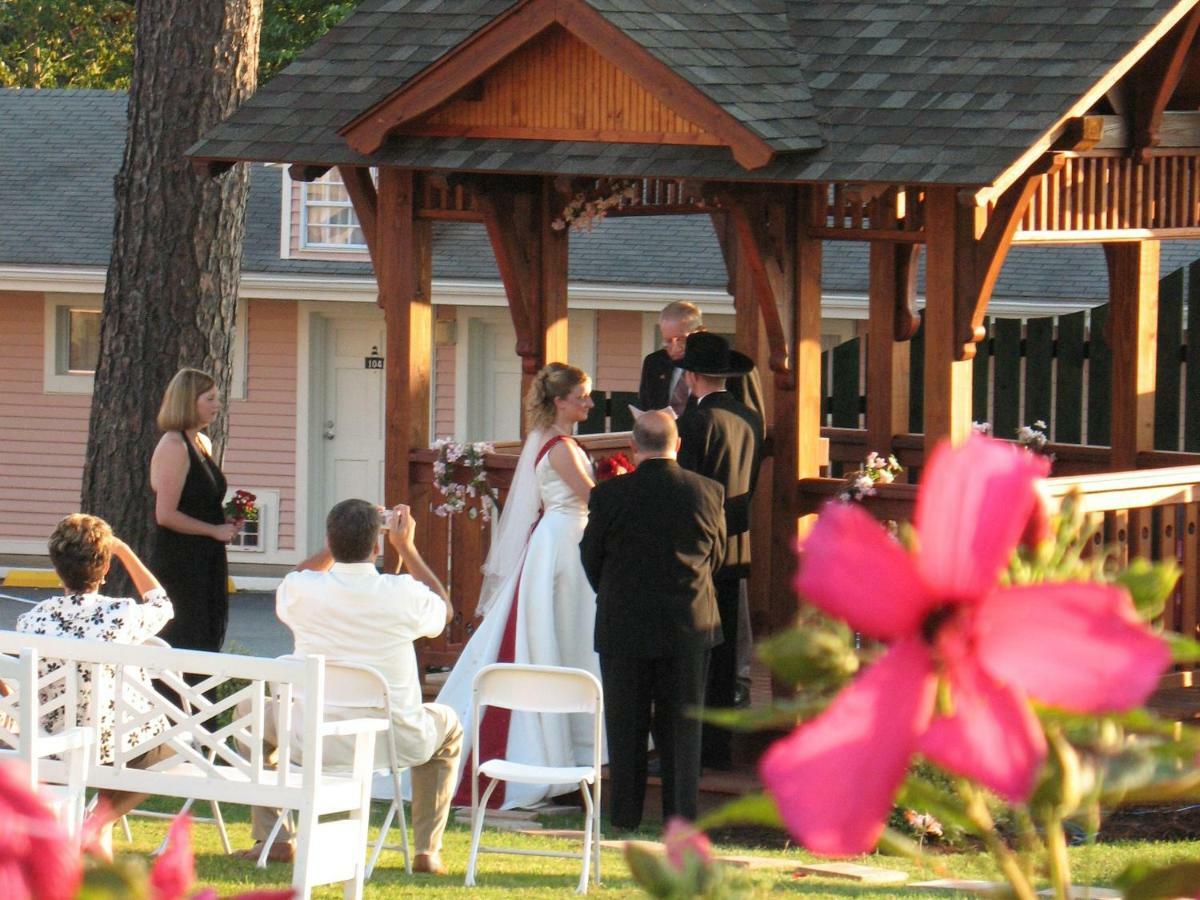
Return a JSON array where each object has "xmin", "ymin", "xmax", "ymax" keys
[
  {"xmin": 0, "ymin": 761, "xmax": 81, "ymax": 900},
  {"xmin": 760, "ymin": 435, "xmax": 1171, "ymax": 856}
]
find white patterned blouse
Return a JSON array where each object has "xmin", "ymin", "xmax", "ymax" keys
[{"xmin": 17, "ymin": 589, "xmax": 174, "ymax": 764}]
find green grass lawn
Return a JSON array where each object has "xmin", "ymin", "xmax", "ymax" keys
[{"xmin": 115, "ymin": 798, "xmax": 1200, "ymax": 898}]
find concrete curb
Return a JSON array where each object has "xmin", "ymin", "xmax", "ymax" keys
[{"xmin": 0, "ymin": 568, "xmax": 281, "ymax": 594}]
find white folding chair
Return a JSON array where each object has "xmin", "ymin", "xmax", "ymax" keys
[
  {"xmin": 0, "ymin": 646, "xmax": 93, "ymax": 842},
  {"xmin": 465, "ymin": 663, "xmax": 603, "ymax": 894},
  {"xmin": 113, "ymin": 635, "xmax": 232, "ymax": 854},
  {"xmin": 260, "ymin": 657, "xmax": 411, "ymax": 877}
]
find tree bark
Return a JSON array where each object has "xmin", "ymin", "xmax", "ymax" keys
[{"xmin": 81, "ymin": 0, "xmax": 262, "ymax": 590}]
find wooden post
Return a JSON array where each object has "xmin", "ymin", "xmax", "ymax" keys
[
  {"xmin": 922, "ymin": 186, "xmax": 975, "ymax": 448},
  {"xmin": 769, "ymin": 185, "xmax": 823, "ymax": 639},
  {"xmin": 1106, "ymin": 240, "xmax": 1160, "ymax": 470},
  {"xmin": 866, "ymin": 240, "xmax": 914, "ymax": 456},
  {"xmin": 538, "ymin": 176, "xmax": 570, "ymax": 381},
  {"xmin": 376, "ymin": 167, "xmax": 433, "ymax": 506}
]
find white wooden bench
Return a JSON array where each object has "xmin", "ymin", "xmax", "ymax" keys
[{"xmin": 0, "ymin": 630, "xmax": 386, "ymax": 900}]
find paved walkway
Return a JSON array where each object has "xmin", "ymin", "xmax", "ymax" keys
[{"xmin": 0, "ymin": 587, "xmax": 292, "ymax": 657}]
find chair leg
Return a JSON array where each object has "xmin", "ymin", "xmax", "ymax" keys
[
  {"xmin": 465, "ymin": 778, "xmax": 499, "ymax": 887},
  {"xmin": 592, "ymin": 780, "xmax": 602, "ymax": 886},
  {"xmin": 397, "ymin": 794, "xmax": 411, "ymax": 875},
  {"xmin": 577, "ymin": 781, "xmax": 594, "ymax": 894},
  {"xmin": 120, "ymin": 815, "xmax": 133, "ymax": 843},
  {"xmin": 259, "ymin": 810, "xmax": 292, "ymax": 869},
  {"xmin": 209, "ymin": 800, "xmax": 232, "ymax": 854}
]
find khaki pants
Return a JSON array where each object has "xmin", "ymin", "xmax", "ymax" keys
[{"xmin": 241, "ymin": 698, "xmax": 463, "ymax": 856}]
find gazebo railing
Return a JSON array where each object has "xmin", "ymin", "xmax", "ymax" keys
[
  {"xmin": 799, "ymin": 460, "xmax": 1200, "ymax": 658},
  {"xmin": 411, "ymin": 430, "xmax": 1200, "ymax": 674}
]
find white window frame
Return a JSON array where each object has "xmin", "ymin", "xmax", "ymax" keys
[
  {"xmin": 225, "ymin": 487, "xmax": 278, "ymax": 555},
  {"xmin": 43, "ymin": 294, "xmax": 248, "ymax": 397},
  {"xmin": 298, "ymin": 170, "xmax": 370, "ymax": 251}
]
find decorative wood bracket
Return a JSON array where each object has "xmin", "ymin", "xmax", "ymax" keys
[
  {"xmin": 458, "ymin": 174, "xmax": 546, "ymax": 373},
  {"xmin": 953, "ymin": 154, "xmax": 1064, "ymax": 361},
  {"xmin": 336, "ymin": 165, "xmax": 379, "ymax": 262},
  {"xmin": 1129, "ymin": 5, "xmax": 1200, "ymax": 160},
  {"xmin": 708, "ymin": 185, "xmax": 793, "ymax": 383},
  {"xmin": 288, "ymin": 163, "xmax": 331, "ymax": 182},
  {"xmin": 190, "ymin": 158, "xmax": 235, "ymax": 177},
  {"xmin": 894, "ymin": 244, "xmax": 921, "ymax": 341}
]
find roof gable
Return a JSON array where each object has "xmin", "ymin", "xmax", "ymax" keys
[{"xmin": 341, "ymin": 0, "xmax": 819, "ymax": 169}]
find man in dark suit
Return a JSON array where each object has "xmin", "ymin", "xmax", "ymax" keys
[
  {"xmin": 637, "ymin": 300, "xmax": 765, "ymax": 424},
  {"xmin": 675, "ymin": 332, "xmax": 763, "ymax": 770},
  {"xmin": 580, "ymin": 411, "xmax": 726, "ymax": 830}
]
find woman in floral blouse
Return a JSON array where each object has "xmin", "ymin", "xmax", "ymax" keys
[{"xmin": 17, "ymin": 514, "xmax": 174, "ymax": 858}]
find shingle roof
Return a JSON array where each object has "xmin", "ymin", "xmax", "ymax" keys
[
  {"xmin": 6, "ymin": 88, "xmax": 1200, "ymax": 304},
  {"xmin": 190, "ymin": 0, "xmax": 1191, "ymax": 186}
]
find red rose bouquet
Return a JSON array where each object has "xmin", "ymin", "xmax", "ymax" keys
[
  {"xmin": 223, "ymin": 489, "xmax": 258, "ymax": 523},
  {"xmin": 594, "ymin": 452, "xmax": 635, "ymax": 481}
]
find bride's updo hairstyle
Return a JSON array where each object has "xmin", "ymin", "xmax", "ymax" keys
[{"xmin": 524, "ymin": 362, "xmax": 589, "ymax": 429}]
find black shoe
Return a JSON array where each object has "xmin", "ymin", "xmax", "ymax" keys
[{"xmin": 733, "ymin": 681, "xmax": 751, "ymax": 708}]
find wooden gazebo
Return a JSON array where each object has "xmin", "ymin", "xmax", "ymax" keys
[{"xmin": 192, "ymin": 0, "xmax": 1200, "ymax": 649}]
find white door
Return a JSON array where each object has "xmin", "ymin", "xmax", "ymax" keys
[
  {"xmin": 466, "ymin": 314, "xmax": 524, "ymax": 442},
  {"xmin": 320, "ymin": 315, "xmax": 387, "ymax": 511}
]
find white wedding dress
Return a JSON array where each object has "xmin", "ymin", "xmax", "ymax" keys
[{"xmin": 436, "ymin": 433, "xmax": 603, "ymax": 808}]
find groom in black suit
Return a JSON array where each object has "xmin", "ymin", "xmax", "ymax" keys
[
  {"xmin": 580, "ymin": 411, "xmax": 726, "ymax": 829},
  {"xmin": 675, "ymin": 332, "xmax": 764, "ymax": 771}
]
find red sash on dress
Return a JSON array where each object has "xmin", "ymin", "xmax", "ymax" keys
[{"xmin": 452, "ymin": 434, "xmax": 575, "ymax": 808}]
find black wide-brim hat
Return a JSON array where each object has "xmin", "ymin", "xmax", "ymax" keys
[{"xmin": 678, "ymin": 331, "xmax": 755, "ymax": 377}]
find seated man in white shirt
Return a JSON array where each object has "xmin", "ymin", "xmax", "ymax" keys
[{"xmin": 238, "ymin": 499, "xmax": 460, "ymax": 875}]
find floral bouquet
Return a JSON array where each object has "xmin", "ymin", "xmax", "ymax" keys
[
  {"xmin": 1017, "ymin": 419, "xmax": 1055, "ymax": 460},
  {"xmin": 222, "ymin": 489, "xmax": 257, "ymax": 524},
  {"xmin": 431, "ymin": 438, "xmax": 500, "ymax": 522},
  {"xmin": 837, "ymin": 451, "xmax": 902, "ymax": 502},
  {"xmin": 594, "ymin": 451, "xmax": 636, "ymax": 481},
  {"xmin": 630, "ymin": 436, "xmax": 1200, "ymax": 900}
]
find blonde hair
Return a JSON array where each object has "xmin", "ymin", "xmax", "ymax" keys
[
  {"xmin": 157, "ymin": 368, "xmax": 216, "ymax": 432},
  {"xmin": 49, "ymin": 514, "xmax": 113, "ymax": 593},
  {"xmin": 524, "ymin": 362, "xmax": 589, "ymax": 429}
]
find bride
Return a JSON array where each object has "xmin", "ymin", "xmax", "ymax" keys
[{"xmin": 437, "ymin": 362, "xmax": 603, "ymax": 808}]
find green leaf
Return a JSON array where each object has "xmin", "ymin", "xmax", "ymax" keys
[
  {"xmin": 1165, "ymin": 631, "xmax": 1200, "ymax": 663},
  {"xmin": 874, "ymin": 827, "xmax": 930, "ymax": 861},
  {"xmin": 696, "ymin": 792, "xmax": 784, "ymax": 832},
  {"xmin": 1115, "ymin": 559, "xmax": 1180, "ymax": 620},
  {"xmin": 623, "ymin": 842, "xmax": 679, "ymax": 898},
  {"xmin": 756, "ymin": 625, "xmax": 858, "ymax": 689},
  {"xmin": 895, "ymin": 776, "xmax": 976, "ymax": 833},
  {"xmin": 78, "ymin": 858, "xmax": 149, "ymax": 900},
  {"xmin": 1117, "ymin": 861, "xmax": 1200, "ymax": 899},
  {"xmin": 692, "ymin": 698, "xmax": 825, "ymax": 732}
]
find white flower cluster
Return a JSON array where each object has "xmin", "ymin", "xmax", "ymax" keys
[
  {"xmin": 971, "ymin": 421, "xmax": 992, "ymax": 435},
  {"xmin": 551, "ymin": 181, "xmax": 641, "ymax": 233},
  {"xmin": 1015, "ymin": 419, "xmax": 1049, "ymax": 451},
  {"xmin": 431, "ymin": 438, "xmax": 497, "ymax": 521},
  {"xmin": 837, "ymin": 451, "xmax": 903, "ymax": 502}
]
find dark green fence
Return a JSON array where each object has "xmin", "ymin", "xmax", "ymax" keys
[{"xmin": 822, "ymin": 258, "xmax": 1200, "ymax": 452}]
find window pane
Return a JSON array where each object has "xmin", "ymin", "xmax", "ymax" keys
[{"xmin": 67, "ymin": 309, "xmax": 101, "ymax": 372}]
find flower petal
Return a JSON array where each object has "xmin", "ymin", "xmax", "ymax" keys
[
  {"xmin": 917, "ymin": 648, "xmax": 1046, "ymax": 802},
  {"xmin": 915, "ymin": 436, "xmax": 1049, "ymax": 600},
  {"xmin": 974, "ymin": 583, "xmax": 1171, "ymax": 713},
  {"xmin": 760, "ymin": 639, "xmax": 936, "ymax": 855},
  {"xmin": 795, "ymin": 502, "xmax": 936, "ymax": 640}
]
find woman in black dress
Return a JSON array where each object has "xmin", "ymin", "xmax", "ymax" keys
[{"xmin": 149, "ymin": 368, "xmax": 238, "ymax": 651}]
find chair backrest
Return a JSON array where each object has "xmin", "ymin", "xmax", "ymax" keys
[
  {"xmin": 0, "ymin": 647, "xmax": 40, "ymax": 766},
  {"xmin": 0, "ymin": 629, "xmax": 327, "ymax": 795},
  {"xmin": 279, "ymin": 654, "xmax": 390, "ymax": 710},
  {"xmin": 472, "ymin": 664, "xmax": 602, "ymax": 715}
]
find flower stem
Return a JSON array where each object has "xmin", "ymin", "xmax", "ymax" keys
[
  {"xmin": 957, "ymin": 781, "xmax": 1038, "ymax": 900},
  {"xmin": 1042, "ymin": 810, "xmax": 1071, "ymax": 900}
]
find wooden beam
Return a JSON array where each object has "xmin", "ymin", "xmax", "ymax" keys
[
  {"xmin": 375, "ymin": 168, "xmax": 433, "ymax": 510},
  {"xmin": 337, "ymin": 165, "xmax": 379, "ymax": 260},
  {"xmin": 467, "ymin": 175, "xmax": 569, "ymax": 422},
  {"xmin": 954, "ymin": 154, "xmax": 1063, "ymax": 361},
  {"xmin": 1105, "ymin": 241, "xmax": 1160, "ymax": 470},
  {"xmin": 287, "ymin": 163, "xmax": 331, "ymax": 182},
  {"xmin": 923, "ymin": 186, "xmax": 975, "ymax": 449},
  {"xmin": 1056, "ymin": 112, "xmax": 1200, "ymax": 151},
  {"xmin": 189, "ymin": 158, "xmax": 234, "ymax": 177},
  {"xmin": 711, "ymin": 185, "xmax": 795, "ymax": 385},
  {"xmin": 1129, "ymin": 6, "xmax": 1200, "ymax": 160},
  {"xmin": 767, "ymin": 186, "xmax": 822, "ymax": 655},
  {"xmin": 866, "ymin": 241, "xmax": 914, "ymax": 457}
]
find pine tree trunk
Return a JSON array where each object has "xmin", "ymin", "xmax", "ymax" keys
[{"xmin": 81, "ymin": 0, "xmax": 262, "ymax": 590}]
